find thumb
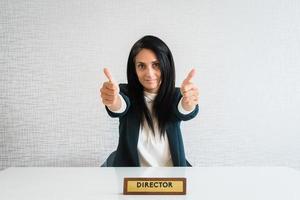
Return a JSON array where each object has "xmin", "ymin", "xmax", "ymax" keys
[
  {"xmin": 183, "ymin": 68, "xmax": 196, "ymax": 83},
  {"xmin": 103, "ymin": 67, "xmax": 114, "ymax": 82}
]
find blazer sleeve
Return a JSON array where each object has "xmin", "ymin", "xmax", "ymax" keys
[
  {"xmin": 105, "ymin": 84, "xmax": 131, "ymax": 118},
  {"xmin": 173, "ymin": 88, "xmax": 199, "ymax": 121}
]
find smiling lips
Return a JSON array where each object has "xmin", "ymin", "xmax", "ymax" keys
[{"xmin": 145, "ymin": 79, "xmax": 157, "ymax": 83}]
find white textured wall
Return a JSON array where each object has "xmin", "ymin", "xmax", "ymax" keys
[{"xmin": 1, "ymin": 0, "xmax": 299, "ymax": 170}]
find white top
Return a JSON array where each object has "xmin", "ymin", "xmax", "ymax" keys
[
  {"xmin": 137, "ymin": 91, "xmax": 173, "ymax": 167},
  {"xmin": 110, "ymin": 92, "xmax": 193, "ymax": 167}
]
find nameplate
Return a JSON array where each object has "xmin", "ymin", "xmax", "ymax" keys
[{"xmin": 123, "ymin": 177, "xmax": 186, "ymax": 195}]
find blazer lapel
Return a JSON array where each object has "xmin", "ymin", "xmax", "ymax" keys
[
  {"xmin": 125, "ymin": 110, "xmax": 140, "ymax": 166},
  {"xmin": 166, "ymin": 124, "xmax": 180, "ymax": 166}
]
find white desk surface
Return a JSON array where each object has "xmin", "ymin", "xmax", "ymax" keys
[{"xmin": 0, "ymin": 167, "xmax": 299, "ymax": 200}]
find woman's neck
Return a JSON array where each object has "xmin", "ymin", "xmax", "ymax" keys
[{"xmin": 144, "ymin": 90, "xmax": 157, "ymax": 95}]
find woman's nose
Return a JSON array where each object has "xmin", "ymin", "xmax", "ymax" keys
[{"xmin": 145, "ymin": 65, "xmax": 155, "ymax": 76}]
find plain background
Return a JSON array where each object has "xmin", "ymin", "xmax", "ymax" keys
[{"xmin": 0, "ymin": 0, "xmax": 299, "ymax": 170}]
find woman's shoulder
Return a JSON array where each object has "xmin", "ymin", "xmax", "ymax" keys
[
  {"xmin": 118, "ymin": 84, "xmax": 181, "ymax": 97},
  {"xmin": 119, "ymin": 83, "xmax": 129, "ymax": 95},
  {"xmin": 174, "ymin": 87, "xmax": 182, "ymax": 97}
]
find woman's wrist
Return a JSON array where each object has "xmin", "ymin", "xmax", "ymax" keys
[
  {"xmin": 178, "ymin": 97, "xmax": 195, "ymax": 114},
  {"xmin": 107, "ymin": 94, "xmax": 126, "ymax": 113}
]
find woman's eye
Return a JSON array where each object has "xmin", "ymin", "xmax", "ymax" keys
[
  {"xmin": 137, "ymin": 64, "xmax": 145, "ymax": 69},
  {"xmin": 153, "ymin": 63, "xmax": 160, "ymax": 68}
]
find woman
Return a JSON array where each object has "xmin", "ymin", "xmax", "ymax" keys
[{"xmin": 100, "ymin": 35, "xmax": 199, "ymax": 167}]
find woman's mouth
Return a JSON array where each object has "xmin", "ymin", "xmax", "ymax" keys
[{"xmin": 145, "ymin": 79, "xmax": 157, "ymax": 83}]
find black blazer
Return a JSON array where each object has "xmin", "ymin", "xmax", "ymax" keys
[{"xmin": 105, "ymin": 84, "xmax": 199, "ymax": 167}]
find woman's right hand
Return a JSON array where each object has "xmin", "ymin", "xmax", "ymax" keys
[{"xmin": 100, "ymin": 68, "xmax": 121, "ymax": 111}]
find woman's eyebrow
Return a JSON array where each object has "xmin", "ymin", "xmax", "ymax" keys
[{"xmin": 136, "ymin": 60, "xmax": 159, "ymax": 64}]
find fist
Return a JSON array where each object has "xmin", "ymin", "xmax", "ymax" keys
[
  {"xmin": 180, "ymin": 69, "xmax": 199, "ymax": 111},
  {"xmin": 100, "ymin": 68, "xmax": 120, "ymax": 107}
]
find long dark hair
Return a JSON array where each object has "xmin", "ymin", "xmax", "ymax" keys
[{"xmin": 127, "ymin": 35, "xmax": 176, "ymax": 137}]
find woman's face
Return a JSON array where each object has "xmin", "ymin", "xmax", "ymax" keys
[{"xmin": 135, "ymin": 48, "xmax": 161, "ymax": 93}]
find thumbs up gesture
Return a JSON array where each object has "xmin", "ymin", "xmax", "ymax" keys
[
  {"xmin": 100, "ymin": 68, "xmax": 121, "ymax": 111},
  {"xmin": 180, "ymin": 69, "xmax": 199, "ymax": 111}
]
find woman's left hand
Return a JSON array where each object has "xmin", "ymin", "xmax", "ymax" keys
[{"xmin": 180, "ymin": 69, "xmax": 199, "ymax": 111}]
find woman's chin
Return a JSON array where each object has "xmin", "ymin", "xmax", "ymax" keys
[{"xmin": 144, "ymin": 86, "xmax": 159, "ymax": 93}]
